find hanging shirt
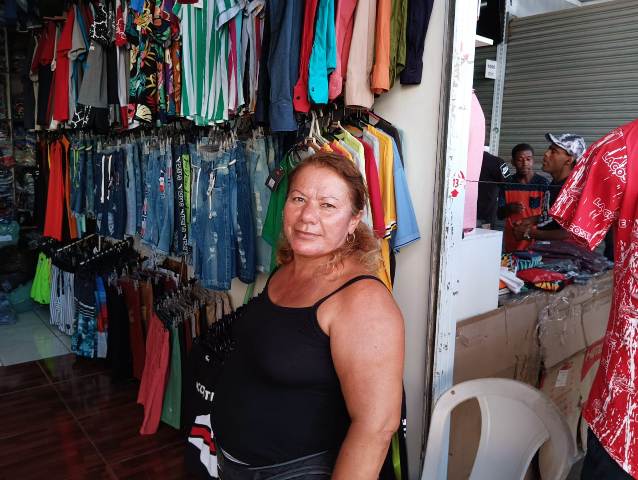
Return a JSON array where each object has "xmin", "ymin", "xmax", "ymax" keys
[
  {"xmin": 370, "ymin": 0, "xmax": 391, "ymax": 94},
  {"xmin": 292, "ymin": 0, "xmax": 320, "ymax": 113},
  {"xmin": 52, "ymin": 6, "xmax": 74, "ymax": 122},
  {"xmin": 327, "ymin": 0, "xmax": 357, "ymax": 100},
  {"xmin": 174, "ymin": 0, "xmax": 237, "ymax": 126},
  {"xmin": 344, "ymin": 0, "xmax": 376, "ymax": 108},
  {"xmin": 308, "ymin": 0, "xmax": 336, "ymax": 105},
  {"xmin": 361, "ymin": 138, "xmax": 386, "ymax": 238},
  {"xmin": 243, "ymin": 1, "xmax": 265, "ymax": 113},
  {"xmin": 262, "ymin": 153, "xmax": 294, "ymax": 269},
  {"xmin": 266, "ymin": 0, "xmax": 304, "ymax": 132},
  {"xmin": 550, "ymin": 120, "xmax": 638, "ymax": 477},
  {"xmin": 400, "ymin": 0, "xmax": 434, "ymax": 85},
  {"xmin": 367, "ymin": 126, "xmax": 396, "ymax": 238},
  {"xmin": 389, "ymin": 0, "xmax": 408, "ymax": 87},
  {"xmin": 389, "ymin": 138, "xmax": 420, "ymax": 251},
  {"xmin": 68, "ymin": 5, "xmax": 89, "ymax": 122}
]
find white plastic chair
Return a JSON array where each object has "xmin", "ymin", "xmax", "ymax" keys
[{"xmin": 421, "ymin": 378, "xmax": 578, "ymax": 480}]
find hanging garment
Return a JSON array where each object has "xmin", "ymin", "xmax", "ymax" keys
[
  {"xmin": 52, "ymin": 6, "xmax": 75, "ymax": 123},
  {"xmin": 370, "ymin": 0, "xmax": 391, "ymax": 94},
  {"xmin": 307, "ymin": 0, "xmax": 336, "ymax": 105},
  {"xmin": 43, "ymin": 140, "xmax": 65, "ymax": 240},
  {"xmin": 328, "ymin": 0, "xmax": 357, "ymax": 100},
  {"xmin": 400, "ymin": 0, "xmax": 435, "ymax": 85},
  {"xmin": 344, "ymin": 0, "xmax": 376, "ymax": 108},
  {"xmin": 464, "ymin": 93, "xmax": 485, "ymax": 232}
]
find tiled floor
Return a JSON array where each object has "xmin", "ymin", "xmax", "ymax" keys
[
  {"xmin": 0, "ymin": 354, "xmax": 195, "ymax": 480},
  {"xmin": 0, "ymin": 306, "xmax": 71, "ymax": 366}
]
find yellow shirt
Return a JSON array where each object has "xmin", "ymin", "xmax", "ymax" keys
[{"xmin": 366, "ymin": 125, "xmax": 396, "ymax": 238}]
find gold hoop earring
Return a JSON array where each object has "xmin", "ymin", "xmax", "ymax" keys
[{"xmin": 346, "ymin": 232, "xmax": 355, "ymax": 245}]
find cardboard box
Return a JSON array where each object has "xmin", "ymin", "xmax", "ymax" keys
[
  {"xmin": 540, "ymin": 353, "xmax": 586, "ymax": 445},
  {"xmin": 578, "ymin": 340, "xmax": 604, "ymax": 451},
  {"xmin": 505, "ymin": 299, "xmax": 542, "ymax": 386},
  {"xmin": 455, "ymin": 309, "xmax": 510, "ymax": 383},
  {"xmin": 455, "ymin": 298, "xmax": 541, "ymax": 385},
  {"xmin": 581, "ymin": 292, "xmax": 612, "ymax": 347},
  {"xmin": 538, "ymin": 299, "xmax": 587, "ymax": 369}
]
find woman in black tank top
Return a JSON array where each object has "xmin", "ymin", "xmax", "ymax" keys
[{"xmin": 212, "ymin": 153, "xmax": 405, "ymax": 479}]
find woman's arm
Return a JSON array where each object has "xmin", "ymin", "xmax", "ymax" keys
[{"xmin": 325, "ymin": 280, "xmax": 405, "ymax": 480}]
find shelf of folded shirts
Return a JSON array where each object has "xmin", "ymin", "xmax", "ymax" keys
[{"xmin": 475, "ymin": 35, "xmax": 494, "ymax": 48}]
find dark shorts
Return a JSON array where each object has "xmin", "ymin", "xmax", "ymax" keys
[
  {"xmin": 581, "ymin": 429, "xmax": 633, "ymax": 479},
  {"xmin": 218, "ymin": 450, "xmax": 336, "ymax": 480}
]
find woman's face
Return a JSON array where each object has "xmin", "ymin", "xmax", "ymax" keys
[{"xmin": 283, "ymin": 165, "xmax": 361, "ymax": 260}]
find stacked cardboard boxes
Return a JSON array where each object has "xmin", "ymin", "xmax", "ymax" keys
[{"xmin": 449, "ymin": 272, "xmax": 612, "ymax": 479}]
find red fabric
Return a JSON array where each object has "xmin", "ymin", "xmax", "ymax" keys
[
  {"xmin": 328, "ymin": 0, "xmax": 357, "ymax": 100},
  {"xmin": 292, "ymin": 0, "xmax": 320, "ymax": 113},
  {"xmin": 52, "ymin": 7, "xmax": 74, "ymax": 122},
  {"xmin": 550, "ymin": 119, "xmax": 638, "ymax": 477},
  {"xmin": 228, "ymin": 18, "xmax": 238, "ymax": 112},
  {"xmin": 137, "ymin": 312, "xmax": 170, "ymax": 435},
  {"xmin": 61, "ymin": 136, "xmax": 78, "ymax": 239},
  {"xmin": 361, "ymin": 139, "xmax": 385, "ymax": 238},
  {"xmin": 115, "ymin": 4, "xmax": 127, "ymax": 47},
  {"xmin": 39, "ymin": 22, "xmax": 57, "ymax": 65},
  {"xmin": 43, "ymin": 141, "xmax": 65, "ymax": 240},
  {"xmin": 120, "ymin": 278, "xmax": 146, "ymax": 380},
  {"xmin": 516, "ymin": 268, "xmax": 565, "ymax": 283}
]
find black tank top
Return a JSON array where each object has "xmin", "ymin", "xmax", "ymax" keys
[{"xmin": 212, "ymin": 273, "xmax": 383, "ymax": 466}]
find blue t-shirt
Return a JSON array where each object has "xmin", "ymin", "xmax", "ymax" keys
[
  {"xmin": 308, "ymin": 0, "xmax": 337, "ymax": 104},
  {"xmin": 390, "ymin": 138, "xmax": 420, "ymax": 251}
]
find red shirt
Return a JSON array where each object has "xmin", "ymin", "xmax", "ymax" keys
[
  {"xmin": 52, "ymin": 7, "xmax": 74, "ymax": 122},
  {"xmin": 292, "ymin": 0, "xmax": 320, "ymax": 113},
  {"xmin": 551, "ymin": 119, "xmax": 638, "ymax": 476},
  {"xmin": 328, "ymin": 0, "xmax": 357, "ymax": 100},
  {"xmin": 361, "ymin": 139, "xmax": 385, "ymax": 238}
]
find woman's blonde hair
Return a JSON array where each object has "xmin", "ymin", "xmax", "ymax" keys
[{"xmin": 276, "ymin": 152, "xmax": 381, "ymax": 274}]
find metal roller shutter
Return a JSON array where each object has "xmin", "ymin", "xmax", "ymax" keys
[
  {"xmin": 498, "ymin": 0, "xmax": 638, "ymax": 164},
  {"xmin": 473, "ymin": 45, "xmax": 497, "ymax": 146}
]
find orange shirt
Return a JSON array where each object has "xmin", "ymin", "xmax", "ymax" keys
[{"xmin": 370, "ymin": 0, "xmax": 391, "ymax": 94}]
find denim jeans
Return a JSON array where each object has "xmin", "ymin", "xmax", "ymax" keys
[
  {"xmin": 157, "ymin": 150, "xmax": 175, "ymax": 253},
  {"xmin": 107, "ymin": 150, "xmax": 127, "ymax": 239},
  {"xmin": 188, "ymin": 144, "xmax": 202, "ymax": 249},
  {"xmin": 70, "ymin": 144, "xmax": 85, "ymax": 215},
  {"xmin": 245, "ymin": 138, "xmax": 272, "ymax": 273},
  {"xmin": 217, "ymin": 450, "xmax": 335, "ymax": 480},
  {"xmin": 194, "ymin": 151, "xmax": 232, "ymax": 290},
  {"xmin": 140, "ymin": 151, "xmax": 159, "ymax": 245},
  {"xmin": 85, "ymin": 141, "xmax": 95, "ymax": 216},
  {"xmin": 172, "ymin": 144, "xmax": 189, "ymax": 255},
  {"xmin": 230, "ymin": 144, "xmax": 256, "ymax": 283},
  {"xmin": 133, "ymin": 142, "xmax": 144, "ymax": 235},
  {"xmin": 124, "ymin": 144, "xmax": 137, "ymax": 236},
  {"xmin": 95, "ymin": 152, "xmax": 109, "ymax": 236}
]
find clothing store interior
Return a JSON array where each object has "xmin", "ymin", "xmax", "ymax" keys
[{"xmin": 0, "ymin": 0, "xmax": 428, "ymax": 478}]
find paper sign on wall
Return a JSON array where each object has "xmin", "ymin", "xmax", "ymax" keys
[{"xmin": 485, "ymin": 60, "xmax": 497, "ymax": 80}]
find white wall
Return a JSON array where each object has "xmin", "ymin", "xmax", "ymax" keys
[{"xmin": 373, "ymin": 0, "xmax": 447, "ymax": 476}]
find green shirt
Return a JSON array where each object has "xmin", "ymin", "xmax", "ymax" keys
[
  {"xmin": 389, "ymin": 0, "xmax": 408, "ymax": 87},
  {"xmin": 262, "ymin": 153, "xmax": 295, "ymax": 270}
]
